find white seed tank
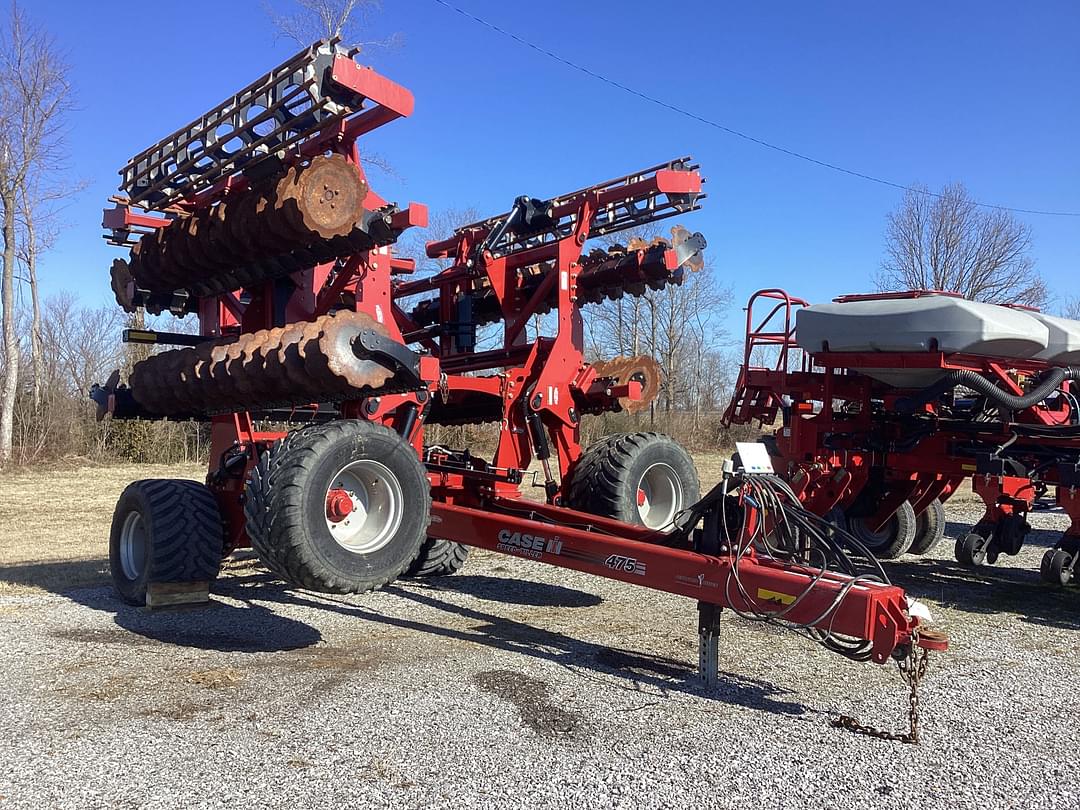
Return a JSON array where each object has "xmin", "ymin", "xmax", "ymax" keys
[
  {"xmin": 795, "ymin": 294, "xmax": 1052, "ymax": 387},
  {"xmin": 1030, "ymin": 312, "xmax": 1080, "ymax": 365}
]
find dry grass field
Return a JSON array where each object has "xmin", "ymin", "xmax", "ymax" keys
[{"xmin": 0, "ymin": 462, "xmax": 204, "ymax": 596}]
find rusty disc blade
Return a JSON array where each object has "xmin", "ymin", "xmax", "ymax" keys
[
  {"xmin": 174, "ymin": 346, "xmax": 208, "ymax": 412},
  {"xmin": 206, "ymin": 339, "xmax": 249, "ymax": 409},
  {"xmin": 207, "ymin": 199, "xmax": 249, "ymax": 267},
  {"xmin": 266, "ymin": 169, "xmax": 312, "ymax": 244},
  {"xmin": 223, "ymin": 335, "xmax": 257, "ymax": 408},
  {"xmin": 138, "ymin": 349, "xmax": 189, "ymax": 414},
  {"xmin": 302, "ymin": 311, "xmax": 371, "ymax": 396},
  {"xmin": 318, "ymin": 310, "xmax": 395, "ymax": 393},
  {"xmin": 263, "ymin": 322, "xmax": 312, "ymax": 402},
  {"xmin": 136, "ymin": 350, "xmax": 174, "ymax": 413},
  {"xmin": 617, "ymin": 355, "xmax": 662, "ymax": 413},
  {"xmin": 130, "ymin": 230, "xmax": 165, "ymax": 291},
  {"xmin": 271, "ymin": 164, "xmax": 313, "ymax": 243},
  {"xmin": 156, "ymin": 225, "xmax": 192, "ymax": 292},
  {"xmin": 110, "ymin": 258, "xmax": 135, "ymax": 312},
  {"xmin": 292, "ymin": 154, "xmax": 367, "ymax": 240},
  {"xmin": 128, "ymin": 357, "xmax": 161, "ymax": 413},
  {"xmin": 230, "ymin": 328, "xmax": 274, "ymax": 399},
  {"xmin": 190, "ymin": 340, "xmax": 218, "ymax": 405},
  {"xmin": 590, "ymin": 355, "xmax": 662, "ymax": 413},
  {"xmin": 161, "ymin": 216, "xmax": 197, "ymax": 285},
  {"xmin": 252, "ymin": 190, "xmax": 299, "ymax": 255},
  {"xmin": 240, "ymin": 192, "xmax": 270, "ymax": 259},
  {"xmin": 183, "ymin": 208, "xmax": 222, "ymax": 275},
  {"xmin": 175, "ymin": 212, "xmax": 206, "ymax": 276},
  {"xmin": 273, "ymin": 321, "xmax": 324, "ymax": 403},
  {"xmin": 273, "ymin": 318, "xmax": 318, "ymax": 394},
  {"xmin": 670, "ymin": 224, "xmax": 705, "ymax": 273},
  {"xmin": 127, "ymin": 241, "xmax": 147, "ymax": 287},
  {"xmin": 301, "ymin": 312, "xmax": 344, "ymax": 392},
  {"xmin": 241, "ymin": 326, "xmax": 288, "ymax": 400}
]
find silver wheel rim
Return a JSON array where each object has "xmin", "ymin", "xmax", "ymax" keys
[
  {"xmin": 636, "ymin": 463, "xmax": 683, "ymax": 530},
  {"xmin": 325, "ymin": 459, "xmax": 404, "ymax": 554},
  {"xmin": 120, "ymin": 511, "xmax": 148, "ymax": 581}
]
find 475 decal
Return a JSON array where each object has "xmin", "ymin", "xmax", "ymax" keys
[{"xmin": 605, "ymin": 554, "xmax": 647, "ymax": 576}]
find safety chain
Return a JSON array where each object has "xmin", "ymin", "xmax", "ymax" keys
[{"xmin": 830, "ymin": 629, "xmax": 930, "ymax": 745}]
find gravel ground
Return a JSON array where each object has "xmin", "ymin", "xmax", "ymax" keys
[{"xmin": 1, "ymin": 501, "xmax": 1078, "ymax": 809}]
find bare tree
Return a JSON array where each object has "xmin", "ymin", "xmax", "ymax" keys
[
  {"xmin": 0, "ymin": 3, "xmax": 75, "ymax": 464},
  {"xmin": 18, "ymin": 183, "xmax": 41, "ymax": 411},
  {"xmin": 585, "ymin": 225, "xmax": 731, "ymax": 422},
  {"xmin": 16, "ymin": 176, "xmax": 62, "ymax": 412},
  {"xmin": 1063, "ymin": 296, "xmax": 1080, "ymax": 321},
  {"xmin": 877, "ymin": 183, "xmax": 1045, "ymax": 307},
  {"xmin": 265, "ymin": 1, "xmax": 401, "ymax": 179},
  {"xmin": 266, "ymin": 0, "xmax": 401, "ymax": 49},
  {"xmin": 10, "ymin": 293, "xmax": 128, "ymax": 463},
  {"xmin": 397, "ymin": 205, "xmax": 480, "ymax": 279}
]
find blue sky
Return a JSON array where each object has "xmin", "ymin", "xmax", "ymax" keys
[{"xmin": 30, "ymin": 0, "xmax": 1080, "ymax": 340}]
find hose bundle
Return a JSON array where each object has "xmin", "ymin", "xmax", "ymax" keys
[{"xmin": 683, "ymin": 473, "xmax": 893, "ymax": 662}]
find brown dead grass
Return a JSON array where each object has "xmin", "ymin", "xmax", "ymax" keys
[
  {"xmin": 186, "ymin": 667, "xmax": 244, "ymax": 689},
  {"xmin": 0, "ymin": 462, "xmax": 204, "ymax": 596}
]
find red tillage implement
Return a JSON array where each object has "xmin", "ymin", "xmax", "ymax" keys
[
  {"xmin": 93, "ymin": 41, "xmax": 944, "ymax": 730},
  {"xmin": 725, "ymin": 288, "xmax": 1080, "ymax": 584}
]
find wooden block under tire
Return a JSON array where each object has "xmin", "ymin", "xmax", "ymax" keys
[{"xmin": 145, "ymin": 580, "xmax": 210, "ymax": 608}]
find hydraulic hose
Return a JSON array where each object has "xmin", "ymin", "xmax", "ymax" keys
[{"xmin": 897, "ymin": 367, "xmax": 1080, "ymax": 414}]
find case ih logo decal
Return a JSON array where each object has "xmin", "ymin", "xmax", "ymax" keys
[
  {"xmin": 497, "ymin": 529, "xmax": 563, "ymax": 559},
  {"xmin": 604, "ymin": 554, "xmax": 647, "ymax": 576}
]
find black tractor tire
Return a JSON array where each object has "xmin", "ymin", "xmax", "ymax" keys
[
  {"xmin": 244, "ymin": 424, "xmax": 321, "ymax": 581},
  {"xmin": 403, "ymin": 537, "xmax": 470, "ymax": 578},
  {"xmin": 566, "ymin": 432, "xmax": 700, "ymax": 532},
  {"xmin": 846, "ymin": 500, "xmax": 917, "ymax": 559},
  {"xmin": 109, "ymin": 479, "xmax": 224, "ymax": 606},
  {"xmin": 1041, "ymin": 549, "xmax": 1073, "ymax": 587},
  {"xmin": 909, "ymin": 498, "xmax": 946, "ymax": 555},
  {"xmin": 244, "ymin": 419, "xmax": 431, "ymax": 593},
  {"xmin": 563, "ymin": 434, "xmax": 620, "ymax": 504},
  {"xmin": 955, "ymin": 532, "xmax": 988, "ymax": 567}
]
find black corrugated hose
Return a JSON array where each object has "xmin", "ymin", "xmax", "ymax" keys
[{"xmin": 897, "ymin": 367, "xmax": 1080, "ymax": 413}]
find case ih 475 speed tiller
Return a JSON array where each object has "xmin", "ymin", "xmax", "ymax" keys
[{"xmin": 93, "ymin": 41, "xmax": 946, "ymax": 734}]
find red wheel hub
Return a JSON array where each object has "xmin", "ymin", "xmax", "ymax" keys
[
  {"xmin": 326, "ymin": 488, "xmax": 354, "ymax": 522},
  {"xmin": 637, "ymin": 488, "xmax": 647, "ymax": 507}
]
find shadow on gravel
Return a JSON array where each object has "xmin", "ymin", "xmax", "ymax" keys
[
  {"xmin": 592, "ymin": 647, "xmax": 805, "ymax": 715},
  {"xmin": 0, "ymin": 558, "xmax": 109, "ymax": 594},
  {"xmin": 64, "ymin": 583, "xmax": 323, "ymax": 653},
  {"xmin": 218, "ymin": 577, "xmax": 807, "ymax": 717},
  {"xmin": 422, "ymin": 574, "xmax": 603, "ymax": 608},
  {"xmin": 944, "ymin": 521, "xmax": 1061, "ymax": 550}
]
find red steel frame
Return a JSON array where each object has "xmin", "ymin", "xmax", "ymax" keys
[
  {"xmin": 104, "ymin": 58, "xmax": 941, "ymax": 663},
  {"xmin": 725, "ymin": 288, "xmax": 1080, "ymax": 542}
]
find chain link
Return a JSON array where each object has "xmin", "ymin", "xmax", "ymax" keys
[{"xmin": 830, "ymin": 629, "xmax": 929, "ymax": 744}]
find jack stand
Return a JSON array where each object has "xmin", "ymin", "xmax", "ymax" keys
[
  {"xmin": 698, "ymin": 602, "xmax": 722, "ymax": 688},
  {"xmin": 697, "ymin": 500, "xmax": 723, "ymax": 687}
]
